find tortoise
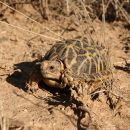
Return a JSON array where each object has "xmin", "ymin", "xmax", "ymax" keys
[{"xmin": 27, "ymin": 37, "xmax": 112, "ymax": 95}]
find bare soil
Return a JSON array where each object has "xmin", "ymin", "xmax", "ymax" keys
[{"xmin": 0, "ymin": 2, "xmax": 130, "ymax": 130}]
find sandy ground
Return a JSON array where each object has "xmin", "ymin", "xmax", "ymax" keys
[{"xmin": 0, "ymin": 3, "xmax": 130, "ymax": 130}]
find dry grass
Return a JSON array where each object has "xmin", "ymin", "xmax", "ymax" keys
[
  {"xmin": 0, "ymin": 100, "xmax": 9, "ymax": 130},
  {"xmin": 0, "ymin": 0, "xmax": 129, "ymax": 41}
]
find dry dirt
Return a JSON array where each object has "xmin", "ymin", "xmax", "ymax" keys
[{"xmin": 0, "ymin": 2, "xmax": 130, "ymax": 130}]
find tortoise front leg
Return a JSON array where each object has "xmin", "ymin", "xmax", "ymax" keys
[{"xmin": 26, "ymin": 64, "xmax": 43, "ymax": 93}]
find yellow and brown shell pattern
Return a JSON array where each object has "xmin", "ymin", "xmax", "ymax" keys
[{"xmin": 43, "ymin": 38, "xmax": 112, "ymax": 82}]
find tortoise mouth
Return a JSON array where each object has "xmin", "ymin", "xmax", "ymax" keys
[
  {"xmin": 43, "ymin": 77, "xmax": 60, "ymax": 82},
  {"xmin": 41, "ymin": 72, "xmax": 61, "ymax": 81},
  {"xmin": 43, "ymin": 78, "xmax": 61, "ymax": 88}
]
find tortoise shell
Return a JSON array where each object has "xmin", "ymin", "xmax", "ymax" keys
[
  {"xmin": 43, "ymin": 38, "xmax": 111, "ymax": 79},
  {"xmin": 27, "ymin": 37, "xmax": 112, "ymax": 93}
]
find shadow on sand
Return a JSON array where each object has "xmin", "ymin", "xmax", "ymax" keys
[{"xmin": 6, "ymin": 61, "xmax": 91, "ymax": 130}]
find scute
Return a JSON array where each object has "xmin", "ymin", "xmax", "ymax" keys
[
  {"xmin": 56, "ymin": 43, "xmax": 65, "ymax": 53},
  {"xmin": 79, "ymin": 49, "xmax": 86, "ymax": 55},
  {"xmin": 60, "ymin": 48, "xmax": 67, "ymax": 60},
  {"xmin": 91, "ymin": 59, "xmax": 97, "ymax": 74},
  {"xmin": 75, "ymin": 40, "xmax": 82, "ymax": 48},
  {"xmin": 68, "ymin": 48, "xmax": 75, "ymax": 65},
  {"xmin": 72, "ymin": 55, "xmax": 87, "ymax": 75},
  {"xmin": 79, "ymin": 61, "xmax": 90, "ymax": 75}
]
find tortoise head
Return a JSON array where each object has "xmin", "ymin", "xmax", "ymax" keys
[{"xmin": 40, "ymin": 60, "xmax": 64, "ymax": 87}]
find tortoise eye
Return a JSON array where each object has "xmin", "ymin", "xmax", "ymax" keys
[{"xmin": 49, "ymin": 66, "xmax": 54, "ymax": 70}]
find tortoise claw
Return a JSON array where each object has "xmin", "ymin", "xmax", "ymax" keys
[{"xmin": 26, "ymin": 83, "xmax": 39, "ymax": 94}]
